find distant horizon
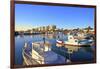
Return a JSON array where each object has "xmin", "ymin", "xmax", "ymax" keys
[
  {"xmin": 15, "ymin": 4, "xmax": 95, "ymax": 31},
  {"xmin": 15, "ymin": 25, "xmax": 94, "ymax": 31}
]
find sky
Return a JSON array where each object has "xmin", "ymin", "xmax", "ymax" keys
[{"xmin": 15, "ymin": 4, "xmax": 95, "ymax": 31}]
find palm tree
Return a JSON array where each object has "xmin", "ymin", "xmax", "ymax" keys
[{"xmin": 85, "ymin": 26, "xmax": 93, "ymax": 33}]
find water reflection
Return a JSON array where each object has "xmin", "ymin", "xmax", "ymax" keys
[
  {"xmin": 82, "ymin": 46, "xmax": 94, "ymax": 53},
  {"xmin": 30, "ymin": 35, "xmax": 34, "ymax": 38},
  {"xmin": 15, "ymin": 34, "xmax": 95, "ymax": 65},
  {"xmin": 47, "ymin": 34, "xmax": 56, "ymax": 39},
  {"xmin": 64, "ymin": 45, "xmax": 81, "ymax": 54}
]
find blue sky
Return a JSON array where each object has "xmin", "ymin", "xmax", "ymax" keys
[{"xmin": 15, "ymin": 4, "xmax": 95, "ymax": 31}]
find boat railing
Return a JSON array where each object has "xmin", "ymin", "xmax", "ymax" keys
[
  {"xmin": 22, "ymin": 46, "xmax": 56, "ymax": 65},
  {"xmin": 32, "ymin": 44, "xmax": 44, "ymax": 55},
  {"xmin": 32, "ymin": 41, "xmax": 51, "ymax": 54},
  {"xmin": 22, "ymin": 48, "xmax": 44, "ymax": 64}
]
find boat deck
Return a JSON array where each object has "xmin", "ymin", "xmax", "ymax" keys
[{"xmin": 23, "ymin": 44, "xmax": 66, "ymax": 65}]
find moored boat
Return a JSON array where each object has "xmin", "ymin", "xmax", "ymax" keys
[
  {"xmin": 22, "ymin": 41, "xmax": 67, "ymax": 65},
  {"xmin": 56, "ymin": 34, "xmax": 94, "ymax": 47}
]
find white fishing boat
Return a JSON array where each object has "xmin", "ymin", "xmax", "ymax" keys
[
  {"xmin": 56, "ymin": 34, "xmax": 93, "ymax": 47},
  {"xmin": 64, "ymin": 35, "xmax": 91, "ymax": 46},
  {"xmin": 22, "ymin": 41, "xmax": 67, "ymax": 65}
]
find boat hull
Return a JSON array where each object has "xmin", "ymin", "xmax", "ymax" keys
[{"xmin": 56, "ymin": 40, "xmax": 90, "ymax": 47}]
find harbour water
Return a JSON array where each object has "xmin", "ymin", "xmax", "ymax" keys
[{"xmin": 15, "ymin": 34, "xmax": 95, "ymax": 65}]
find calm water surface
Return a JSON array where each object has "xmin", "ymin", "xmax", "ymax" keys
[{"xmin": 15, "ymin": 34, "xmax": 95, "ymax": 65}]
